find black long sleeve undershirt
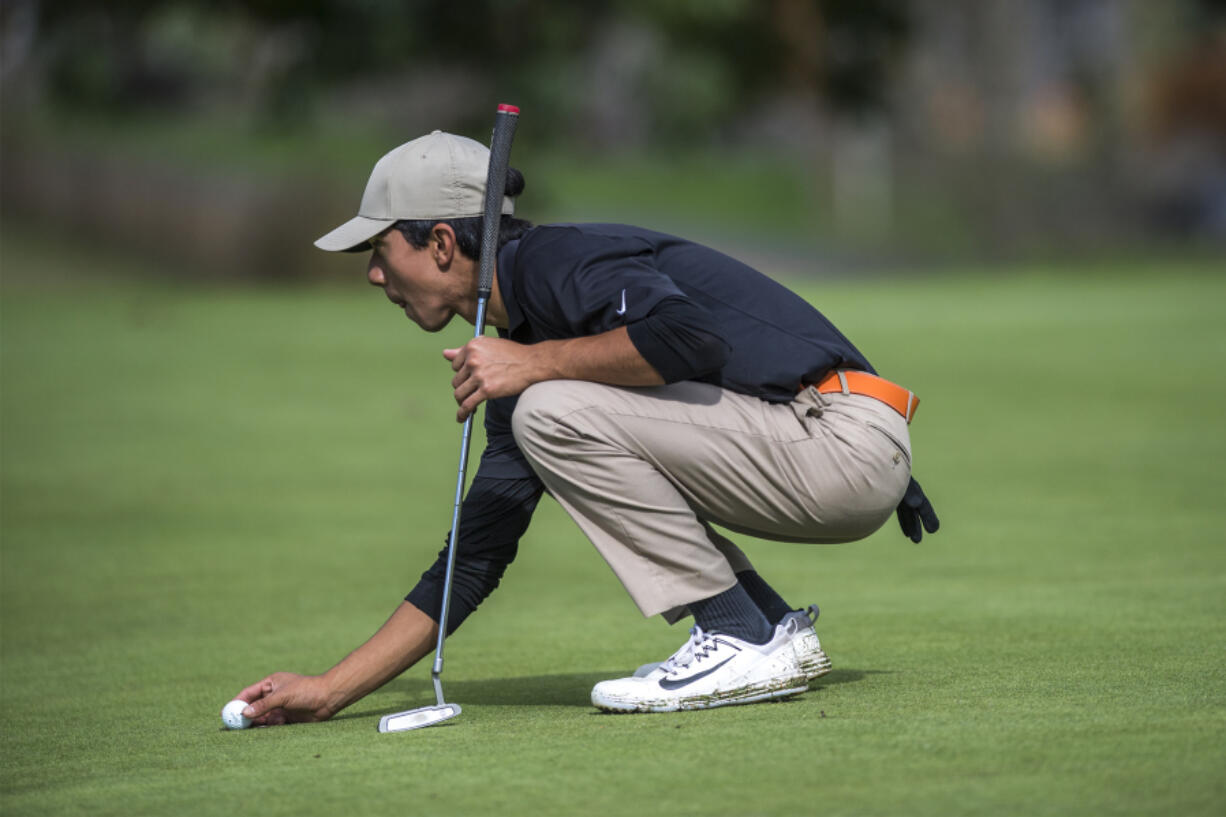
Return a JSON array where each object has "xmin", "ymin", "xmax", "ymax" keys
[{"xmin": 404, "ymin": 475, "xmax": 543, "ymax": 635}]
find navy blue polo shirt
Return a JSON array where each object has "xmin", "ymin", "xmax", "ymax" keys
[{"xmin": 405, "ymin": 223, "xmax": 874, "ymax": 632}]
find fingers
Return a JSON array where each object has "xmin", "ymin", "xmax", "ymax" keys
[
  {"xmin": 445, "ymin": 342, "xmax": 481, "ymax": 372},
  {"xmin": 454, "ymin": 391, "xmax": 482, "ymax": 422},
  {"xmin": 446, "ymin": 342, "xmax": 486, "ymax": 422},
  {"xmin": 242, "ymin": 684, "xmax": 284, "ymax": 721},
  {"xmin": 906, "ymin": 478, "xmax": 939, "ymax": 534},
  {"xmin": 451, "ymin": 367, "xmax": 476, "ymax": 392},
  {"xmin": 234, "ymin": 679, "xmax": 270, "ymax": 705},
  {"xmin": 453, "ymin": 374, "xmax": 481, "ymax": 405},
  {"xmin": 245, "ymin": 693, "xmax": 299, "ymax": 727},
  {"xmin": 896, "ymin": 505, "xmax": 921, "ymax": 543},
  {"xmin": 234, "ymin": 685, "xmax": 285, "ymax": 727},
  {"xmin": 253, "ymin": 707, "xmax": 288, "ymax": 727},
  {"xmin": 456, "ymin": 396, "xmax": 485, "ymax": 423},
  {"xmin": 450, "ymin": 365, "xmax": 480, "ymax": 421},
  {"xmin": 896, "ymin": 478, "xmax": 922, "ymax": 542},
  {"xmin": 448, "ymin": 341, "xmax": 483, "ymax": 387}
]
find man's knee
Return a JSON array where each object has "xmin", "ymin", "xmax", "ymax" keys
[{"xmin": 510, "ymin": 381, "xmax": 578, "ymax": 449}]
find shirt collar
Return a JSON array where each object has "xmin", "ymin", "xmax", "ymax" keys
[{"xmin": 496, "ymin": 238, "xmax": 525, "ymax": 336}]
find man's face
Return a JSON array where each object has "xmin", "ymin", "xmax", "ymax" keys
[{"xmin": 366, "ymin": 228, "xmax": 455, "ymax": 332}]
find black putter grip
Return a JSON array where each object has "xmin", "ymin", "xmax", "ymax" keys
[{"xmin": 477, "ymin": 104, "xmax": 520, "ymax": 298}]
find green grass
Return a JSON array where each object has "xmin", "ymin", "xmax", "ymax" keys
[{"xmin": 2, "ymin": 231, "xmax": 1224, "ymax": 816}]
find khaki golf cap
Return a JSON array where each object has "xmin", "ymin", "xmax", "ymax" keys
[{"xmin": 314, "ymin": 130, "xmax": 515, "ymax": 252}]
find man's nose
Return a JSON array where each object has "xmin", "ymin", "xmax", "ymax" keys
[{"xmin": 367, "ymin": 263, "xmax": 385, "ymax": 286}]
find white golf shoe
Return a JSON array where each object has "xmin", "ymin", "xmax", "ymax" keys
[
  {"xmin": 632, "ymin": 604, "xmax": 832, "ymax": 682},
  {"xmin": 592, "ymin": 626, "xmax": 807, "ymax": 713}
]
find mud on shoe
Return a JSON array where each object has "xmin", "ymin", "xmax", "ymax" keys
[
  {"xmin": 592, "ymin": 626, "xmax": 807, "ymax": 713},
  {"xmin": 782, "ymin": 604, "xmax": 833, "ymax": 681}
]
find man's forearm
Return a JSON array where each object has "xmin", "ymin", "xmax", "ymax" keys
[
  {"xmin": 320, "ymin": 601, "xmax": 437, "ymax": 716},
  {"xmin": 532, "ymin": 326, "xmax": 664, "ymax": 386}
]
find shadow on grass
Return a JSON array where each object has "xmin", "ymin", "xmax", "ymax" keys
[
  {"xmin": 813, "ymin": 668, "xmax": 889, "ymax": 687},
  {"xmin": 360, "ymin": 666, "xmax": 883, "ymax": 713},
  {"xmin": 379, "ymin": 671, "xmax": 616, "ymax": 709},
  {"xmin": 235, "ymin": 669, "xmax": 892, "ymax": 728}
]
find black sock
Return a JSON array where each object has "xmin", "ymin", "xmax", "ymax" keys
[
  {"xmin": 689, "ymin": 583, "xmax": 773, "ymax": 645},
  {"xmin": 736, "ymin": 570, "xmax": 794, "ymax": 626}
]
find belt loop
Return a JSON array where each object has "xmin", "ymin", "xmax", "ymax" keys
[
  {"xmin": 905, "ymin": 392, "xmax": 916, "ymax": 423},
  {"xmin": 836, "ymin": 370, "xmax": 849, "ymax": 395}
]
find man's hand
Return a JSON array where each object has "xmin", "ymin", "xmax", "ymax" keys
[
  {"xmin": 896, "ymin": 477, "xmax": 940, "ymax": 543},
  {"xmin": 232, "ymin": 672, "xmax": 336, "ymax": 727},
  {"xmin": 444, "ymin": 337, "xmax": 547, "ymax": 422},
  {"xmin": 444, "ymin": 328, "xmax": 664, "ymax": 422}
]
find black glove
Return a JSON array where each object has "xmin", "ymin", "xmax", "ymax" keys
[{"xmin": 896, "ymin": 477, "xmax": 939, "ymax": 543}]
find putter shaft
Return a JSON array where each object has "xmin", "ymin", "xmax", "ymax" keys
[{"xmin": 431, "ymin": 295, "xmax": 490, "ymax": 706}]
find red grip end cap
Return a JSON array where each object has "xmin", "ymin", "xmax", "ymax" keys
[{"xmin": 497, "ymin": 104, "xmax": 520, "ymax": 115}]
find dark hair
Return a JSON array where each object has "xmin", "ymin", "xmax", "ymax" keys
[{"xmin": 395, "ymin": 167, "xmax": 532, "ymax": 259}]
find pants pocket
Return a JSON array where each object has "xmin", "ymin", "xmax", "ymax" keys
[{"xmin": 867, "ymin": 421, "xmax": 912, "ymax": 469}]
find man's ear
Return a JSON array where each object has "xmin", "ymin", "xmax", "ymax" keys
[{"xmin": 430, "ymin": 223, "xmax": 457, "ymax": 269}]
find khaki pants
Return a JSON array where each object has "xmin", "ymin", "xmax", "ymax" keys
[{"xmin": 510, "ymin": 379, "xmax": 912, "ymax": 621}]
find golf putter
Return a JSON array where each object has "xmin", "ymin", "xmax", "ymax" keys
[{"xmin": 379, "ymin": 103, "xmax": 520, "ymax": 734}]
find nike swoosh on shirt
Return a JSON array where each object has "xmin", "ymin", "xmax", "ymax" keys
[
  {"xmin": 658, "ymin": 655, "xmax": 737, "ymax": 690},
  {"xmin": 615, "ymin": 289, "xmax": 627, "ymax": 316}
]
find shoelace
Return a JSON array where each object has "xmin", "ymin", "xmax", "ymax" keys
[
  {"xmin": 658, "ymin": 626, "xmax": 701, "ymax": 674},
  {"xmin": 662, "ymin": 626, "xmax": 721, "ymax": 674}
]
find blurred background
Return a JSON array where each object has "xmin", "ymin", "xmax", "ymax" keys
[{"xmin": 2, "ymin": 0, "xmax": 1225, "ymax": 278}]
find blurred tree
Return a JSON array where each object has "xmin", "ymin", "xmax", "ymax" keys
[
  {"xmin": 1139, "ymin": 0, "xmax": 1226, "ymax": 235},
  {"xmin": 42, "ymin": 1, "xmax": 182, "ymax": 111},
  {"xmin": 30, "ymin": 0, "xmax": 915, "ymax": 144},
  {"xmin": 17, "ymin": 0, "xmax": 1221, "ymax": 258}
]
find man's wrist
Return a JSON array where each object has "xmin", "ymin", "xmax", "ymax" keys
[
  {"xmin": 317, "ymin": 670, "xmax": 356, "ymax": 718},
  {"xmin": 531, "ymin": 340, "xmax": 568, "ymax": 383}
]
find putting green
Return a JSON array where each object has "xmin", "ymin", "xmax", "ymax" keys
[{"xmin": 2, "ymin": 233, "xmax": 1223, "ymax": 816}]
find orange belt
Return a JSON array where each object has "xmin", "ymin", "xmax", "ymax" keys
[{"xmin": 812, "ymin": 370, "xmax": 920, "ymax": 424}]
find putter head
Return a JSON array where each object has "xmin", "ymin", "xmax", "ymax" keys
[{"xmin": 377, "ymin": 703, "xmax": 461, "ymax": 733}]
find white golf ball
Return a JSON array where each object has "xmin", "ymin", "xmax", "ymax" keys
[{"xmin": 221, "ymin": 699, "xmax": 252, "ymax": 730}]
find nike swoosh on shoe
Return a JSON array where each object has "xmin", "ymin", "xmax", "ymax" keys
[{"xmin": 658, "ymin": 656, "xmax": 736, "ymax": 690}]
